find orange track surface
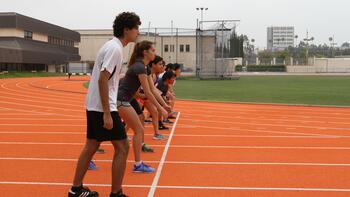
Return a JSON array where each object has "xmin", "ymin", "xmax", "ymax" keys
[{"xmin": 0, "ymin": 76, "xmax": 350, "ymax": 197}]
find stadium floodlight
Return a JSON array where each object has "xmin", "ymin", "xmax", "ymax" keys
[
  {"xmin": 196, "ymin": 7, "xmax": 208, "ymax": 30},
  {"xmin": 303, "ymin": 30, "xmax": 315, "ymax": 64}
]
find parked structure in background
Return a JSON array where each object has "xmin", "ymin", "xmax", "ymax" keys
[
  {"xmin": 0, "ymin": 12, "xmax": 80, "ymax": 73},
  {"xmin": 77, "ymin": 28, "xmax": 208, "ymax": 75},
  {"xmin": 267, "ymin": 26, "xmax": 294, "ymax": 51}
]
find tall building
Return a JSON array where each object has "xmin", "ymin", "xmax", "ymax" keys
[
  {"xmin": 267, "ymin": 26, "xmax": 294, "ymax": 51},
  {"xmin": 0, "ymin": 12, "xmax": 80, "ymax": 72}
]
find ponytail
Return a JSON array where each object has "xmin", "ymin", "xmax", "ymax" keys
[{"xmin": 128, "ymin": 41, "xmax": 153, "ymax": 67}]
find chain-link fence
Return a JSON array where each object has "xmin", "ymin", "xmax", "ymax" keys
[
  {"xmin": 196, "ymin": 20, "xmax": 240, "ymax": 79},
  {"xmin": 137, "ymin": 28, "xmax": 197, "ymax": 73}
]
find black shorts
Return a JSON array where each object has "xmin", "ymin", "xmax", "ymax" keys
[
  {"xmin": 86, "ymin": 111, "xmax": 127, "ymax": 142},
  {"xmin": 130, "ymin": 98, "xmax": 143, "ymax": 115}
]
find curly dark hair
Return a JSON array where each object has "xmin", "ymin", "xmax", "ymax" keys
[{"xmin": 113, "ymin": 12, "xmax": 141, "ymax": 38}]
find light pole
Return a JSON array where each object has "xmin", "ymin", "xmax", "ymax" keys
[
  {"xmin": 329, "ymin": 35, "xmax": 337, "ymax": 57},
  {"xmin": 196, "ymin": 7, "xmax": 208, "ymax": 30},
  {"xmin": 251, "ymin": 39, "xmax": 255, "ymax": 54},
  {"xmin": 303, "ymin": 30, "xmax": 314, "ymax": 64}
]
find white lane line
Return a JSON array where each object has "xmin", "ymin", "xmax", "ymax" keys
[
  {"xmin": 0, "ymin": 124, "xmax": 85, "ymax": 127},
  {"xmin": 0, "ymin": 118, "xmax": 84, "ymax": 120},
  {"xmin": 180, "ymin": 118, "xmax": 350, "ymax": 131},
  {"xmin": 148, "ymin": 112, "xmax": 181, "ymax": 197},
  {"xmin": 176, "ymin": 124, "xmax": 339, "ymax": 138},
  {"xmin": 0, "ymin": 181, "xmax": 148, "ymax": 188},
  {"xmin": 182, "ymin": 113, "xmax": 350, "ymax": 125},
  {"xmin": 4, "ymin": 142, "xmax": 350, "ymax": 150},
  {"xmin": 2, "ymin": 157, "xmax": 350, "ymax": 167},
  {"xmin": 1, "ymin": 181, "xmax": 350, "ymax": 192}
]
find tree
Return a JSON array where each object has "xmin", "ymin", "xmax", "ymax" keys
[
  {"xmin": 228, "ymin": 32, "xmax": 245, "ymax": 58},
  {"xmin": 274, "ymin": 50, "xmax": 290, "ymax": 59},
  {"xmin": 342, "ymin": 42, "xmax": 350, "ymax": 48}
]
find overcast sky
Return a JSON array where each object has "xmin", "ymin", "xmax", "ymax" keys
[{"xmin": 1, "ymin": 0, "xmax": 349, "ymax": 48}]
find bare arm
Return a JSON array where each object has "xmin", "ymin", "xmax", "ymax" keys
[
  {"xmin": 139, "ymin": 74, "xmax": 168, "ymax": 117},
  {"xmin": 98, "ymin": 70, "xmax": 113, "ymax": 130},
  {"xmin": 147, "ymin": 75, "xmax": 171, "ymax": 112}
]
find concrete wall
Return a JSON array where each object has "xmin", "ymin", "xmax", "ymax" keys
[
  {"xmin": 286, "ymin": 65, "xmax": 316, "ymax": 73},
  {"xmin": 287, "ymin": 58, "xmax": 350, "ymax": 73},
  {"xmin": 314, "ymin": 58, "xmax": 350, "ymax": 73}
]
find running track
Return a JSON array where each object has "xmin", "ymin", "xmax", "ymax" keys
[{"xmin": 0, "ymin": 76, "xmax": 350, "ymax": 197}]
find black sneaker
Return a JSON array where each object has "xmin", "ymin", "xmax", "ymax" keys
[
  {"xmin": 68, "ymin": 186, "xmax": 99, "ymax": 197},
  {"xmin": 168, "ymin": 115, "xmax": 176, "ymax": 119},
  {"xmin": 144, "ymin": 119, "xmax": 152, "ymax": 123},
  {"xmin": 159, "ymin": 124, "xmax": 169, "ymax": 130},
  {"xmin": 163, "ymin": 119, "xmax": 173, "ymax": 124},
  {"xmin": 142, "ymin": 143, "xmax": 155, "ymax": 152},
  {"xmin": 110, "ymin": 190, "xmax": 128, "ymax": 197}
]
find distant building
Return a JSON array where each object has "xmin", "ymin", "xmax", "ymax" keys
[
  {"xmin": 76, "ymin": 29, "xmax": 215, "ymax": 74},
  {"xmin": 0, "ymin": 12, "xmax": 80, "ymax": 72},
  {"xmin": 267, "ymin": 26, "xmax": 294, "ymax": 51}
]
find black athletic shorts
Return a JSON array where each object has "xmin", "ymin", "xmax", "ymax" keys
[
  {"xmin": 86, "ymin": 111, "xmax": 127, "ymax": 142},
  {"xmin": 130, "ymin": 98, "xmax": 143, "ymax": 115}
]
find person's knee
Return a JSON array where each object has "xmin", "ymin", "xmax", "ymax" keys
[
  {"xmin": 84, "ymin": 140, "xmax": 100, "ymax": 153},
  {"xmin": 114, "ymin": 140, "xmax": 129, "ymax": 157}
]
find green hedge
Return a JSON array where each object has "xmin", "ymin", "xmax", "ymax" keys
[{"xmin": 235, "ymin": 65, "xmax": 286, "ymax": 72}]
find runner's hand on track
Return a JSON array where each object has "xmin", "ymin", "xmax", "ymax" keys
[
  {"xmin": 161, "ymin": 108, "xmax": 169, "ymax": 119},
  {"xmin": 163, "ymin": 104, "xmax": 172, "ymax": 113}
]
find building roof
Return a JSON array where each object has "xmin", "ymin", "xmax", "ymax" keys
[{"xmin": 0, "ymin": 12, "xmax": 80, "ymax": 42}]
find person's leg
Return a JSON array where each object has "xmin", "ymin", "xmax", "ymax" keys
[
  {"xmin": 118, "ymin": 105, "xmax": 154, "ymax": 173},
  {"xmin": 144, "ymin": 101, "xmax": 160, "ymax": 135},
  {"xmin": 72, "ymin": 139, "xmax": 101, "ymax": 186},
  {"xmin": 110, "ymin": 139, "xmax": 129, "ymax": 194},
  {"xmin": 118, "ymin": 106, "xmax": 144, "ymax": 163}
]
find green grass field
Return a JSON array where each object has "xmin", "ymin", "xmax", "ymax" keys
[
  {"xmin": 174, "ymin": 76, "xmax": 350, "ymax": 106},
  {"xmin": 0, "ymin": 72, "xmax": 65, "ymax": 79}
]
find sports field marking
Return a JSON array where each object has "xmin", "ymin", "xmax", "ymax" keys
[
  {"xmin": 3, "ymin": 157, "xmax": 350, "ymax": 167},
  {"xmin": 176, "ymin": 124, "xmax": 339, "ymax": 138},
  {"xmin": 0, "ymin": 81, "xmax": 84, "ymax": 105},
  {"xmin": 0, "ymin": 118, "xmax": 84, "ymax": 120},
  {"xmin": 181, "ymin": 109, "xmax": 350, "ymax": 120},
  {"xmin": 181, "ymin": 113, "xmax": 350, "ymax": 125},
  {"xmin": 1, "ymin": 181, "xmax": 350, "ymax": 192},
  {"xmin": 2, "ymin": 142, "xmax": 350, "ymax": 150},
  {"xmin": 0, "ymin": 107, "xmax": 50, "ymax": 115},
  {"xmin": 148, "ymin": 112, "xmax": 181, "ymax": 197},
  {"xmin": 177, "ymin": 101, "xmax": 350, "ymax": 114},
  {"xmin": 180, "ymin": 118, "xmax": 350, "ymax": 131},
  {"xmin": 0, "ymin": 124, "xmax": 339, "ymax": 137},
  {"xmin": 0, "ymin": 100, "xmax": 83, "ymax": 113},
  {"xmin": 0, "ymin": 94, "xmax": 83, "ymax": 108},
  {"xmin": 0, "ymin": 82, "xmax": 83, "ymax": 104},
  {"xmin": 0, "ymin": 124, "xmax": 85, "ymax": 127}
]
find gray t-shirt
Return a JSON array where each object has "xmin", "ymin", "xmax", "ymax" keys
[{"xmin": 118, "ymin": 60, "xmax": 147, "ymax": 101}]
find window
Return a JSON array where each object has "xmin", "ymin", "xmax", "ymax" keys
[
  {"xmin": 186, "ymin": 44, "xmax": 190, "ymax": 52},
  {"xmin": 24, "ymin": 31, "xmax": 33, "ymax": 39},
  {"xmin": 164, "ymin": 44, "xmax": 169, "ymax": 52},
  {"xmin": 180, "ymin": 45, "xmax": 184, "ymax": 52}
]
